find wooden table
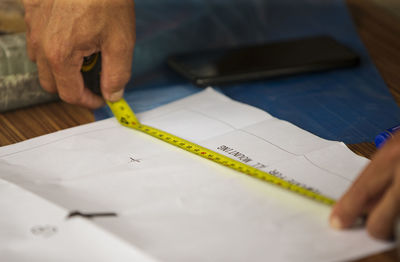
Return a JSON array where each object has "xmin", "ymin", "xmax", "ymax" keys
[{"xmin": 0, "ymin": 0, "xmax": 399, "ymax": 261}]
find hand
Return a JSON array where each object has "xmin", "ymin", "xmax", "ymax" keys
[
  {"xmin": 23, "ymin": 0, "xmax": 136, "ymax": 108},
  {"xmin": 330, "ymin": 132, "xmax": 400, "ymax": 239}
]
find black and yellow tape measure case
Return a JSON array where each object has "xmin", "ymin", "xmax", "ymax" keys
[{"xmin": 82, "ymin": 52, "xmax": 102, "ymax": 96}]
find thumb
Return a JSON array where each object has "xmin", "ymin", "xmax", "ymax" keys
[{"xmin": 101, "ymin": 40, "xmax": 134, "ymax": 101}]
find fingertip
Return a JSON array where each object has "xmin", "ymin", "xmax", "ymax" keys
[
  {"xmin": 330, "ymin": 216, "xmax": 344, "ymax": 230},
  {"xmin": 329, "ymin": 200, "xmax": 359, "ymax": 230},
  {"xmin": 330, "ymin": 215, "xmax": 344, "ymax": 230}
]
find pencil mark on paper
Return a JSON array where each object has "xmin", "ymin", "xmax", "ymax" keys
[
  {"xmin": 130, "ymin": 157, "xmax": 141, "ymax": 163},
  {"xmin": 31, "ymin": 225, "xmax": 58, "ymax": 238}
]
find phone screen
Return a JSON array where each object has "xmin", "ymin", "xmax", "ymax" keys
[{"xmin": 167, "ymin": 36, "xmax": 359, "ymax": 86}]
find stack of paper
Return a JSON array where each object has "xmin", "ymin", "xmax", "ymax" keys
[{"xmin": 0, "ymin": 88, "xmax": 391, "ymax": 261}]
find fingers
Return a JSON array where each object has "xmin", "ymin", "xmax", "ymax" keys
[
  {"xmin": 30, "ymin": 40, "xmax": 104, "ymax": 108},
  {"xmin": 101, "ymin": 33, "xmax": 134, "ymax": 102},
  {"xmin": 330, "ymin": 150, "xmax": 395, "ymax": 229},
  {"xmin": 366, "ymin": 181, "xmax": 400, "ymax": 239},
  {"xmin": 330, "ymin": 133, "xmax": 400, "ymax": 240},
  {"xmin": 74, "ymin": 87, "xmax": 105, "ymax": 109},
  {"xmin": 100, "ymin": 1, "xmax": 135, "ymax": 102},
  {"xmin": 47, "ymin": 50, "xmax": 104, "ymax": 109},
  {"xmin": 22, "ymin": 0, "xmax": 135, "ymax": 108}
]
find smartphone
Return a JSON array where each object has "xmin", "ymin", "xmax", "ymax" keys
[{"xmin": 167, "ymin": 36, "xmax": 360, "ymax": 87}]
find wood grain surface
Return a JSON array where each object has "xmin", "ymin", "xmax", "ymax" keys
[
  {"xmin": 0, "ymin": 101, "xmax": 93, "ymax": 146},
  {"xmin": 0, "ymin": 0, "xmax": 399, "ymax": 261}
]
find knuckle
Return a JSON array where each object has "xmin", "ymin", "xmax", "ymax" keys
[{"xmin": 44, "ymin": 48, "xmax": 68, "ymax": 71}]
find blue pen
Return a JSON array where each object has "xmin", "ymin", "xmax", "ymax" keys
[{"xmin": 374, "ymin": 125, "xmax": 400, "ymax": 148}]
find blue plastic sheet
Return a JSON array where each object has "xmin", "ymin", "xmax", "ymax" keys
[{"xmin": 95, "ymin": 0, "xmax": 400, "ymax": 144}]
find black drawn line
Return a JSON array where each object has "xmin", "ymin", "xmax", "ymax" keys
[{"xmin": 67, "ymin": 211, "xmax": 118, "ymax": 219}]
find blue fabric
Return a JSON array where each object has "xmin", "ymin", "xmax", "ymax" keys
[{"xmin": 94, "ymin": 0, "xmax": 400, "ymax": 144}]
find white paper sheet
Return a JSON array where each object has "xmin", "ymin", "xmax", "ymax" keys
[{"xmin": 0, "ymin": 88, "xmax": 392, "ymax": 261}]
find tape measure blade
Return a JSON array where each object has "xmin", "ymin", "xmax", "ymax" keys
[
  {"xmin": 108, "ymin": 98, "xmax": 336, "ymax": 206},
  {"xmin": 138, "ymin": 122, "xmax": 335, "ymax": 205},
  {"xmin": 107, "ymin": 99, "xmax": 140, "ymax": 128}
]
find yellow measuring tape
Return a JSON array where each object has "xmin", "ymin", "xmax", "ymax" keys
[
  {"xmin": 82, "ymin": 52, "xmax": 335, "ymax": 206},
  {"xmin": 106, "ymin": 98, "xmax": 336, "ymax": 206}
]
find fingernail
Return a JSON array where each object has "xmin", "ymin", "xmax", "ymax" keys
[
  {"xmin": 108, "ymin": 89, "xmax": 124, "ymax": 102},
  {"xmin": 330, "ymin": 216, "xmax": 343, "ymax": 230}
]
